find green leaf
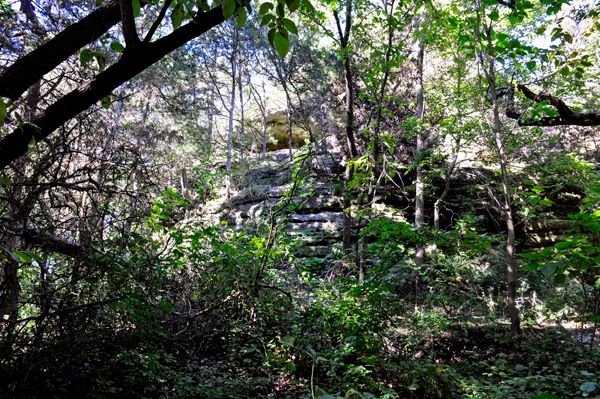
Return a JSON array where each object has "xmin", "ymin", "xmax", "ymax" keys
[
  {"xmin": 273, "ymin": 32, "xmax": 289, "ymax": 57},
  {"xmin": 581, "ymin": 382, "xmax": 597, "ymax": 393},
  {"xmin": 595, "ymin": 277, "xmax": 600, "ymax": 290},
  {"xmin": 563, "ymin": 33, "xmax": 572, "ymax": 43},
  {"xmin": 521, "ymin": 253, "xmax": 540, "ymax": 260},
  {"xmin": 111, "ymin": 42, "xmax": 125, "ymax": 52},
  {"xmin": 523, "ymin": 179, "xmax": 535, "ymax": 185},
  {"xmin": 23, "ymin": 250, "xmax": 44, "ymax": 263},
  {"xmin": 276, "ymin": 3, "xmax": 284, "ymax": 17},
  {"xmin": 199, "ymin": 1, "xmax": 210, "ymax": 10},
  {"xmin": 235, "ymin": 7, "xmax": 247, "ymax": 27},
  {"xmin": 27, "ymin": 135, "xmax": 36, "ymax": 154},
  {"xmin": 259, "ymin": 2, "xmax": 273, "ymax": 14},
  {"xmin": 554, "ymin": 274, "xmax": 566, "ymax": 286},
  {"xmin": 0, "ymin": 172, "xmax": 11, "ymax": 188},
  {"xmin": 282, "ymin": 18, "xmax": 297, "ymax": 34},
  {"xmin": 101, "ymin": 95, "xmax": 111, "ymax": 109},
  {"xmin": 541, "ymin": 263, "xmax": 557, "ymax": 277},
  {"xmin": 171, "ymin": 2, "xmax": 185, "ymax": 28},
  {"xmin": 279, "ymin": 335, "xmax": 295, "ymax": 347},
  {"xmin": 523, "ymin": 262, "xmax": 540, "ymax": 271},
  {"xmin": 0, "ymin": 97, "xmax": 11, "ymax": 126},
  {"xmin": 555, "ymin": 242, "xmax": 572, "ymax": 250},
  {"xmin": 222, "ymin": 0, "xmax": 235, "ymax": 19},
  {"xmin": 80, "ymin": 49, "xmax": 93, "ymax": 66},
  {"xmin": 11, "ymin": 251, "xmax": 32, "ymax": 264},
  {"xmin": 93, "ymin": 52, "xmax": 106, "ymax": 71},
  {"xmin": 261, "ymin": 14, "xmax": 273, "ymax": 25},
  {"xmin": 540, "ymin": 249, "xmax": 554, "ymax": 256},
  {"xmin": 268, "ymin": 28, "xmax": 276, "ymax": 46},
  {"xmin": 288, "ymin": 0, "xmax": 300, "ymax": 12},
  {"xmin": 303, "ymin": 0, "xmax": 315, "ymax": 13},
  {"xmin": 132, "ymin": 0, "xmax": 140, "ymax": 17},
  {"xmin": 278, "ymin": 26, "xmax": 289, "ymax": 39},
  {"xmin": 538, "ymin": 198, "xmax": 554, "ymax": 206},
  {"xmin": 496, "ymin": 33, "xmax": 509, "ymax": 41}
]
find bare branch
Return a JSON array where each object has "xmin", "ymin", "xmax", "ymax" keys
[
  {"xmin": 144, "ymin": 0, "xmax": 174, "ymax": 43},
  {"xmin": 505, "ymin": 84, "xmax": 600, "ymax": 127}
]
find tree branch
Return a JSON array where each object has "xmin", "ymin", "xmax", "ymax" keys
[
  {"xmin": 0, "ymin": 0, "xmax": 135, "ymax": 101},
  {"xmin": 175, "ymin": 291, "xmax": 242, "ymax": 337},
  {"xmin": 505, "ymin": 84, "xmax": 600, "ymax": 127},
  {"xmin": 0, "ymin": 6, "xmax": 225, "ymax": 171},
  {"xmin": 120, "ymin": 0, "xmax": 141, "ymax": 49},
  {"xmin": 7, "ymin": 297, "xmax": 122, "ymax": 324},
  {"xmin": 0, "ymin": 216, "xmax": 102, "ymax": 257},
  {"xmin": 144, "ymin": 0, "xmax": 174, "ymax": 43}
]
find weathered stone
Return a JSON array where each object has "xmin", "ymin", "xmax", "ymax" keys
[
  {"xmin": 200, "ymin": 148, "xmax": 584, "ymax": 258},
  {"xmin": 246, "ymin": 109, "xmax": 323, "ymax": 151}
]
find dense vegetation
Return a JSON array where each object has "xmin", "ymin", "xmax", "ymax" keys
[{"xmin": 1, "ymin": 0, "xmax": 600, "ymax": 397}]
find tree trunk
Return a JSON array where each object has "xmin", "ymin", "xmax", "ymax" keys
[
  {"xmin": 180, "ymin": 162, "xmax": 188, "ymax": 199},
  {"xmin": 434, "ymin": 149, "xmax": 458, "ymax": 230},
  {"xmin": 238, "ymin": 61, "xmax": 245, "ymax": 161},
  {"xmin": 208, "ymin": 86, "xmax": 215, "ymax": 153},
  {"xmin": 434, "ymin": 52, "xmax": 462, "ymax": 231},
  {"xmin": 226, "ymin": 29, "xmax": 238, "ymax": 199},
  {"xmin": 334, "ymin": 2, "xmax": 358, "ymax": 260},
  {"xmin": 280, "ymin": 80, "xmax": 294, "ymax": 162},
  {"xmin": 480, "ymin": 18, "xmax": 521, "ymax": 336},
  {"xmin": 414, "ymin": 15, "xmax": 426, "ymax": 267}
]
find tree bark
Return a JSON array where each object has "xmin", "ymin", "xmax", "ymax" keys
[
  {"xmin": 434, "ymin": 149, "xmax": 458, "ymax": 230},
  {"xmin": 208, "ymin": 86, "xmax": 215, "ymax": 153},
  {"xmin": 414, "ymin": 15, "xmax": 426, "ymax": 267},
  {"xmin": 249, "ymin": 80, "xmax": 268, "ymax": 157},
  {"xmin": 334, "ymin": 2, "xmax": 358, "ymax": 259},
  {"xmin": 0, "ymin": 0, "xmax": 131, "ymax": 101},
  {"xmin": 505, "ymin": 84, "xmax": 600, "ymax": 127},
  {"xmin": 480, "ymin": 20, "xmax": 521, "ymax": 336},
  {"xmin": 0, "ymin": 5, "xmax": 226, "ymax": 171},
  {"xmin": 226, "ymin": 28, "xmax": 238, "ymax": 199},
  {"xmin": 120, "ymin": 0, "xmax": 140, "ymax": 49},
  {"xmin": 361, "ymin": 0, "xmax": 396, "ymax": 281},
  {"xmin": 239, "ymin": 64, "xmax": 245, "ymax": 160}
]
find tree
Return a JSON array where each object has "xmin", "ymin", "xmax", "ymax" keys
[
  {"xmin": 0, "ymin": 0, "xmax": 309, "ymax": 171},
  {"xmin": 413, "ymin": 12, "xmax": 427, "ymax": 268}
]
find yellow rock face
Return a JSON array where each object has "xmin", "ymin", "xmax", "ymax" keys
[
  {"xmin": 265, "ymin": 111, "xmax": 312, "ymax": 150},
  {"xmin": 253, "ymin": 110, "xmax": 320, "ymax": 151}
]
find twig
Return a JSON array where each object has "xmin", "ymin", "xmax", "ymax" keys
[{"xmin": 175, "ymin": 291, "xmax": 241, "ymax": 337}]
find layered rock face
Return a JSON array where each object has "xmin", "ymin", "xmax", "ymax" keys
[{"xmin": 200, "ymin": 149, "xmax": 581, "ymax": 258}]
